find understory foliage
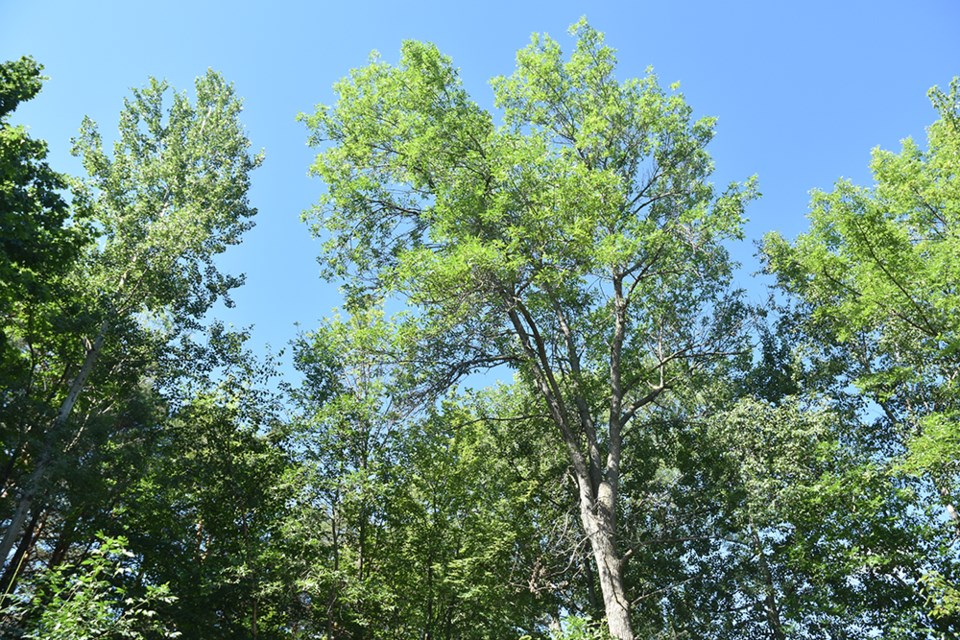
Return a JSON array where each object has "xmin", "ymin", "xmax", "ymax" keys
[
  {"xmin": 0, "ymin": 27, "xmax": 958, "ymax": 640},
  {"xmin": 6, "ymin": 535, "xmax": 179, "ymax": 640}
]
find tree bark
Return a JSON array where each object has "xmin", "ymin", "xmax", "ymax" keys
[
  {"xmin": 577, "ymin": 476, "xmax": 634, "ymax": 640},
  {"xmin": 47, "ymin": 514, "xmax": 78, "ymax": 569},
  {"xmin": 582, "ymin": 271, "xmax": 634, "ymax": 640}
]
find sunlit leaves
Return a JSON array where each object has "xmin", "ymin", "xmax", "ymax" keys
[
  {"xmin": 73, "ymin": 70, "xmax": 263, "ymax": 321},
  {"xmin": 764, "ymin": 77, "xmax": 960, "ymax": 625}
]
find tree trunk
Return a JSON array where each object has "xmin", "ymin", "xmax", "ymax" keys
[
  {"xmin": 0, "ymin": 318, "xmax": 109, "ymax": 572},
  {"xmin": 577, "ymin": 476, "xmax": 634, "ymax": 640},
  {"xmin": 48, "ymin": 514, "xmax": 78, "ymax": 569},
  {"xmin": 506, "ymin": 287, "xmax": 636, "ymax": 638}
]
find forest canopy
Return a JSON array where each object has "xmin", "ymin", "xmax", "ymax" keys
[{"xmin": 0, "ymin": 22, "xmax": 958, "ymax": 640}]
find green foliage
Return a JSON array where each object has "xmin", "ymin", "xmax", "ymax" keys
[
  {"xmin": 0, "ymin": 57, "xmax": 85, "ymax": 312},
  {"xmin": 554, "ymin": 616, "xmax": 613, "ymax": 640},
  {"xmin": 921, "ymin": 572, "xmax": 960, "ymax": 627},
  {"xmin": 4, "ymin": 535, "xmax": 178, "ymax": 639},
  {"xmin": 589, "ymin": 307, "xmax": 957, "ymax": 640},
  {"xmin": 711, "ymin": 398, "xmax": 942, "ymax": 636},
  {"xmin": 3, "ymin": 27, "xmax": 958, "ymax": 640},
  {"xmin": 519, "ymin": 615, "xmax": 612, "ymax": 640},
  {"xmin": 0, "ymin": 66, "xmax": 267, "ymax": 638},
  {"xmin": 110, "ymin": 343, "xmax": 295, "ymax": 639},
  {"xmin": 764, "ymin": 77, "xmax": 960, "ymax": 628},
  {"xmin": 763, "ymin": 77, "xmax": 960, "ymax": 475},
  {"xmin": 284, "ymin": 309, "xmax": 570, "ymax": 638},
  {"xmin": 302, "ymin": 23, "xmax": 755, "ymax": 637},
  {"xmin": 0, "ymin": 56, "xmax": 88, "ymax": 418},
  {"xmin": 72, "ymin": 70, "xmax": 263, "ymax": 324},
  {"xmin": 766, "ymin": 81, "xmax": 960, "ymax": 453},
  {"xmin": 301, "ymin": 21, "xmax": 755, "ymax": 375}
]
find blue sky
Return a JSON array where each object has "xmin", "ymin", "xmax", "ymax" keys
[{"xmin": 2, "ymin": 0, "xmax": 958, "ymax": 365}]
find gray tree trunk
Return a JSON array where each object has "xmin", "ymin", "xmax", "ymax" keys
[{"xmin": 577, "ymin": 476, "xmax": 634, "ymax": 640}]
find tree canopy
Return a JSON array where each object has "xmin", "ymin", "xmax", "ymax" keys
[
  {"xmin": 301, "ymin": 20, "xmax": 756, "ymax": 639},
  {"xmin": 0, "ymin": 22, "xmax": 957, "ymax": 640}
]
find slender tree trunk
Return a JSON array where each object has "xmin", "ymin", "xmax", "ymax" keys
[
  {"xmin": 0, "ymin": 455, "xmax": 47, "ymax": 573},
  {"xmin": 0, "ymin": 318, "xmax": 109, "ymax": 572},
  {"xmin": 582, "ymin": 547, "xmax": 602, "ymax": 618},
  {"xmin": 505, "ymin": 286, "xmax": 637, "ymax": 639},
  {"xmin": 424, "ymin": 561, "xmax": 434, "ymax": 640},
  {"xmin": 751, "ymin": 526, "xmax": 785, "ymax": 640},
  {"xmin": 327, "ymin": 490, "xmax": 340, "ymax": 640}
]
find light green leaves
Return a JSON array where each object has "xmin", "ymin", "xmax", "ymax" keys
[
  {"xmin": 764, "ymin": 78, "xmax": 960, "ymax": 626},
  {"xmin": 73, "ymin": 70, "xmax": 262, "ymax": 320}
]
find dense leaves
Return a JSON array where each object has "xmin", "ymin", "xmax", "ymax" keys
[
  {"xmin": 765, "ymin": 77, "xmax": 960, "ymax": 628},
  {"xmin": 302, "ymin": 22, "xmax": 755, "ymax": 638},
  {"xmin": 0, "ymin": 34, "xmax": 957, "ymax": 639},
  {"xmin": 0, "ymin": 57, "xmax": 84, "ymax": 314}
]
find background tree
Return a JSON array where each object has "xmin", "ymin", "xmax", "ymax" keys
[
  {"xmin": 0, "ymin": 68, "xmax": 262, "ymax": 605},
  {"xmin": 0, "ymin": 56, "xmax": 85, "ymax": 320},
  {"xmin": 117, "ymin": 359, "xmax": 291, "ymax": 638},
  {"xmin": 0, "ymin": 58, "xmax": 89, "ymax": 577},
  {"xmin": 302, "ymin": 21, "xmax": 755, "ymax": 638},
  {"xmin": 592, "ymin": 310, "xmax": 955, "ymax": 638},
  {"xmin": 284, "ymin": 310, "xmax": 571, "ymax": 638},
  {"xmin": 764, "ymin": 77, "xmax": 960, "ymax": 623}
]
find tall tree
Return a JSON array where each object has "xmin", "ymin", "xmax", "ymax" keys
[
  {"xmin": 0, "ymin": 69, "xmax": 262, "ymax": 583},
  {"xmin": 1, "ymin": 57, "xmax": 92, "ymax": 603},
  {"xmin": 0, "ymin": 58, "xmax": 89, "ymax": 525},
  {"xmin": 302, "ymin": 21, "xmax": 755, "ymax": 638}
]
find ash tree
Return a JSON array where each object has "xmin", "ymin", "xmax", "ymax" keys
[{"xmin": 302, "ymin": 20, "xmax": 755, "ymax": 639}]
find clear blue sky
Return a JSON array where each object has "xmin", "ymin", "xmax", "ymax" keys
[{"xmin": 3, "ymin": 0, "xmax": 958, "ymax": 365}]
